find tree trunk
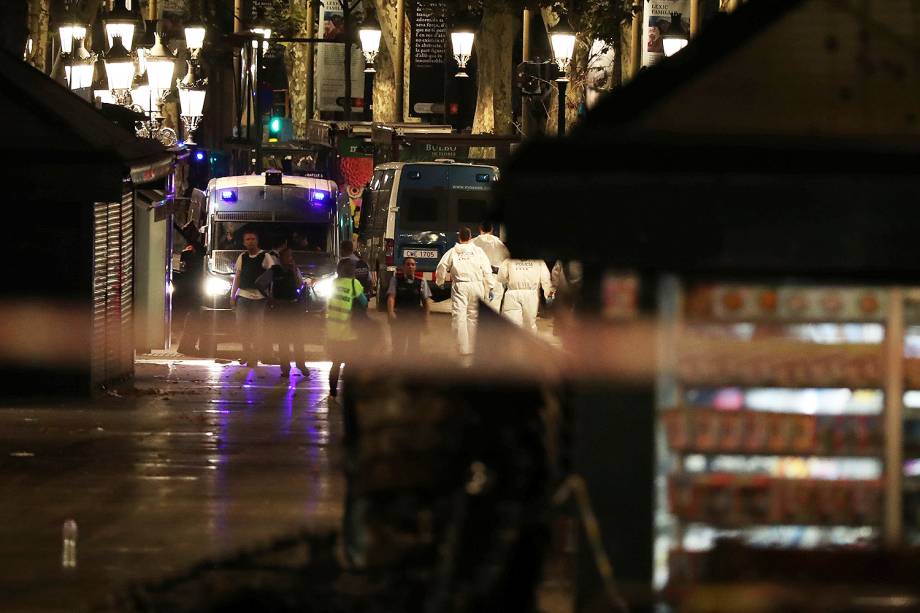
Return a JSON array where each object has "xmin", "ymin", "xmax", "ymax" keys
[
  {"xmin": 26, "ymin": 0, "xmax": 49, "ymax": 72},
  {"xmin": 472, "ymin": 6, "xmax": 518, "ymax": 136},
  {"xmin": 287, "ymin": 0, "xmax": 311, "ymax": 138},
  {"xmin": 372, "ymin": 0, "xmax": 400, "ymax": 122}
]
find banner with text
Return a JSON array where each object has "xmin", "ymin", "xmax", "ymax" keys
[
  {"xmin": 641, "ymin": 0, "xmax": 691, "ymax": 68},
  {"xmin": 408, "ymin": 0, "xmax": 448, "ymax": 117},
  {"xmin": 317, "ymin": 0, "xmax": 366, "ymax": 113}
]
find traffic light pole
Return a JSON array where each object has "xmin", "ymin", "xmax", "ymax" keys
[{"xmin": 256, "ymin": 43, "xmax": 263, "ymax": 171}]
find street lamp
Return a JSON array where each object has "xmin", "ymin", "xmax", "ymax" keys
[
  {"xmin": 57, "ymin": 22, "xmax": 86, "ymax": 55},
  {"xmin": 450, "ymin": 27, "xmax": 475, "ymax": 78},
  {"xmin": 359, "ymin": 11, "xmax": 382, "ymax": 121},
  {"xmin": 359, "ymin": 11, "xmax": 382, "ymax": 70},
  {"xmin": 57, "ymin": 0, "xmax": 86, "ymax": 55},
  {"xmin": 66, "ymin": 38, "xmax": 96, "ymax": 92},
  {"xmin": 550, "ymin": 19, "xmax": 575, "ymax": 136},
  {"xmin": 92, "ymin": 57, "xmax": 115, "ymax": 105},
  {"xmin": 179, "ymin": 61, "xmax": 207, "ymax": 144},
  {"xmin": 145, "ymin": 34, "xmax": 177, "ymax": 94},
  {"xmin": 184, "ymin": 18, "xmax": 207, "ymax": 59},
  {"xmin": 661, "ymin": 12, "xmax": 689, "ymax": 57},
  {"xmin": 103, "ymin": 35, "xmax": 136, "ymax": 105},
  {"xmin": 103, "ymin": 0, "xmax": 139, "ymax": 51},
  {"xmin": 134, "ymin": 34, "xmax": 178, "ymax": 147}
]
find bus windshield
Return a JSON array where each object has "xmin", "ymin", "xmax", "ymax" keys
[{"xmin": 212, "ymin": 222, "xmax": 332, "ymax": 253}]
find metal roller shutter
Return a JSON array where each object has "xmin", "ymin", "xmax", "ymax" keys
[
  {"xmin": 91, "ymin": 191, "xmax": 136, "ymax": 389},
  {"xmin": 120, "ymin": 191, "xmax": 134, "ymax": 374},
  {"xmin": 91, "ymin": 202, "xmax": 109, "ymax": 387}
]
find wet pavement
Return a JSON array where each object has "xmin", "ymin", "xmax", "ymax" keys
[{"xmin": 0, "ymin": 360, "xmax": 344, "ymax": 613}]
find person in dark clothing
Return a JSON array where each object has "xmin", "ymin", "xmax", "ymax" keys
[
  {"xmin": 386, "ymin": 257, "xmax": 431, "ymax": 357},
  {"xmin": 271, "ymin": 247, "xmax": 307, "ymax": 377},
  {"xmin": 230, "ymin": 229, "xmax": 276, "ymax": 366},
  {"xmin": 174, "ymin": 221, "xmax": 206, "ymax": 356},
  {"xmin": 339, "ymin": 240, "xmax": 373, "ymax": 298}
]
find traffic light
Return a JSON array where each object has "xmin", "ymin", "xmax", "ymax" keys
[
  {"xmin": 265, "ymin": 116, "xmax": 292, "ymax": 143},
  {"xmin": 268, "ymin": 116, "xmax": 282, "ymax": 141}
]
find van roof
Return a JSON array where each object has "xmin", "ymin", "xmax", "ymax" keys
[
  {"xmin": 208, "ymin": 174, "xmax": 338, "ymax": 192},
  {"xmin": 373, "ymin": 161, "xmax": 499, "ymax": 171}
]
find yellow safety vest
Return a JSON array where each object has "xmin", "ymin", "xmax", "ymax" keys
[{"xmin": 326, "ymin": 277, "xmax": 364, "ymax": 341}]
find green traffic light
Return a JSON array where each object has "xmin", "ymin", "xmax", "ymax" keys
[{"xmin": 269, "ymin": 116, "xmax": 282, "ymax": 134}]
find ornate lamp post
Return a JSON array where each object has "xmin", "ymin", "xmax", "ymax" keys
[
  {"xmin": 184, "ymin": 18, "xmax": 207, "ymax": 59},
  {"xmin": 550, "ymin": 19, "xmax": 576, "ymax": 136},
  {"xmin": 179, "ymin": 62, "xmax": 207, "ymax": 144},
  {"xmin": 450, "ymin": 26, "xmax": 475, "ymax": 78},
  {"xmin": 103, "ymin": 0, "xmax": 140, "ymax": 51},
  {"xmin": 66, "ymin": 38, "xmax": 96, "ymax": 93},
  {"xmin": 134, "ymin": 34, "xmax": 178, "ymax": 146},
  {"xmin": 359, "ymin": 11, "xmax": 381, "ymax": 120},
  {"xmin": 102, "ymin": 35, "xmax": 136, "ymax": 106}
]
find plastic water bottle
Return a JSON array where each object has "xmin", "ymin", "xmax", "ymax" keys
[{"xmin": 62, "ymin": 519, "xmax": 77, "ymax": 569}]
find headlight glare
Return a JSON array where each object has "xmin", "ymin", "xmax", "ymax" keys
[
  {"xmin": 204, "ymin": 276, "xmax": 232, "ymax": 297},
  {"xmin": 313, "ymin": 277, "xmax": 336, "ymax": 299}
]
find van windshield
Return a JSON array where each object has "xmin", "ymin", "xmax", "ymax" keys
[{"xmin": 212, "ymin": 221, "xmax": 331, "ymax": 253}]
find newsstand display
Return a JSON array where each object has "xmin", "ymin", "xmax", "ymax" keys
[{"xmin": 658, "ymin": 282, "xmax": 920, "ymax": 607}]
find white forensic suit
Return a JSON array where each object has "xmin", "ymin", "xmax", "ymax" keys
[
  {"xmin": 497, "ymin": 259, "xmax": 554, "ymax": 331},
  {"xmin": 436, "ymin": 242, "xmax": 495, "ymax": 355},
  {"xmin": 471, "ymin": 232, "xmax": 510, "ymax": 311}
]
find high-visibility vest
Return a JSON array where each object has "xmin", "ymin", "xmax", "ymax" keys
[{"xmin": 326, "ymin": 277, "xmax": 364, "ymax": 341}]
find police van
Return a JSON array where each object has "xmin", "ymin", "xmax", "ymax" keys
[
  {"xmin": 358, "ymin": 161, "xmax": 498, "ymax": 304},
  {"xmin": 199, "ymin": 171, "xmax": 346, "ymax": 354}
]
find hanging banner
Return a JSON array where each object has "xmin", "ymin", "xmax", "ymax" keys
[
  {"xmin": 641, "ymin": 0, "xmax": 691, "ymax": 68},
  {"xmin": 317, "ymin": 0, "xmax": 367, "ymax": 113},
  {"xmin": 408, "ymin": 0, "xmax": 448, "ymax": 117}
]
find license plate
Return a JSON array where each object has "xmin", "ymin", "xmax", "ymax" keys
[{"xmin": 403, "ymin": 249, "xmax": 438, "ymax": 259}]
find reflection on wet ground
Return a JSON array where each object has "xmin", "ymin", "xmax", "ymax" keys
[{"xmin": 0, "ymin": 360, "xmax": 344, "ymax": 613}]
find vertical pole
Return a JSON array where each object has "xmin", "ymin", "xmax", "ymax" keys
[
  {"xmin": 148, "ymin": 0, "xmax": 158, "ymax": 20},
  {"xmin": 690, "ymin": 0, "xmax": 701, "ymax": 38},
  {"xmin": 256, "ymin": 44, "xmax": 263, "ymax": 171},
  {"xmin": 363, "ymin": 70, "xmax": 375, "ymax": 121},
  {"xmin": 306, "ymin": 0, "xmax": 316, "ymax": 122},
  {"xmin": 884, "ymin": 287, "xmax": 904, "ymax": 548},
  {"xmin": 395, "ymin": 0, "xmax": 406, "ymax": 122},
  {"xmin": 521, "ymin": 8, "xmax": 533, "ymax": 138},
  {"xmin": 557, "ymin": 79, "xmax": 567, "ymax": 136},
  {"xmin": 630, "ymin": 2, "xmax": 642, "ymax": 80}
]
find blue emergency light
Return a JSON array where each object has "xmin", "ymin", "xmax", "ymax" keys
[
  {"xmin": 220, "ymin": 189, "xmax": 236, "ymax": 202},
  {"xmin": 194, "ymin": 151, "xmax": 206, "ymax": 162},
  {"xmin": 312, "ymin": 190, "xmax": 327, "ymax": 202}
]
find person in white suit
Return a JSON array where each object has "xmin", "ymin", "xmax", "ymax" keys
[
  {"xmin": 436, "ymin": 227, "xmax": 495, "ymax": 356},
  {"xmin": 497, "ymin": 259, "xmax": 554, "ymax": 332},
  {"xmin": 471, "ymin": 221, "xmax": 509, "ymax": 311}
]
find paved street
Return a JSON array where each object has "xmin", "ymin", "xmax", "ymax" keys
[
  {"xmin": 0, "ymin": 360, "xmax": 344, "ymax": 613},
  {"xmin": 0, "ymin": 309, "xmax": 560, "ymax": 612}
]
